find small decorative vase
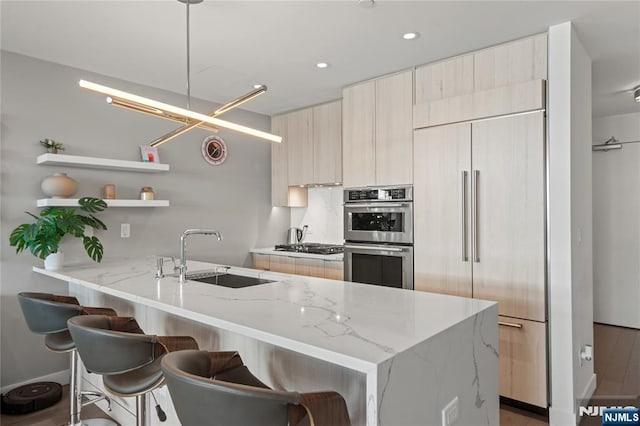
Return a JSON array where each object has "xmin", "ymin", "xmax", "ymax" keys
[
  {"xmin": 47, "ymin": 147, "xmax": 58, "ymax": 154},
  {"xmin": 41, "ymin": 173, "xmax": 77, "ymax": 198},
  {"xmin": 44, "ymin": 252, "xmax": 64, "ymax": 270}
]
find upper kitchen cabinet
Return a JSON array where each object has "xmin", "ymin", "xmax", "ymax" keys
[
  {"xmin": 271, "ymin": 114, "xmax": 308, "ymax": 207},
  {"xmin": 271, "ymin": 114, "xmax": 289, "ymax": 206},
  {"xmin": 414, "ymin": 34, "xmax": 547, "ymax": 128},
  {"xmin": 287, "ymin": 108, "xmax": 314, "ymax": 186},
  {"xmin": 271, "ymin": 100, "xmax": 342, "ymax": 206},
  {"xmin": 343, "ymin": 70, "xmax": 413, "ymax": 188},
  {"xmin": 474, "ymin": 33, "xmax": 547, "ymax": 91},
  {"xmin": 342, "ymin": 80, "xmax": 376, "ymax": 187},
  {"xmin": 415, "ymin": 53, "xmax": 474, "ymax": 104},
  {"xmin": 313, "ymin": 100, "xmax": 342, "ymax": 184}
]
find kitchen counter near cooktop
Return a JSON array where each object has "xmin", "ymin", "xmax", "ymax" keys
[
  {"xmin": 33, "ymin": 256, "xmax": 498, "ymax": 425},
  {"xmin": 250, "ymin": 247, "xmax": 343, "ymax": 261}
]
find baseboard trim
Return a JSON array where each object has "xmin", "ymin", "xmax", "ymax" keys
[
  {"xmin": 549, "ymin": 374, "xmax": 597, "ymax": 426},
  {"xmin": 580, "ymin": 373, "xmax": 597, "ymax": 402},
  {"xmin": 1, "ymin": 369, "xmax": 70, "ymax": 394},
  {"xmin": 549, "ymin": 406, "xmax": 577, "ymax": 426}
]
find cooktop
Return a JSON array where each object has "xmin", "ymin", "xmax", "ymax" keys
[{"xmin": 274, "ymin": 243, "xmax": 344, "ymax": 255}]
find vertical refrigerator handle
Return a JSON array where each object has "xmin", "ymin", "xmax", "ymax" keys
[
  {"xmin": 461, "ymin": 171, "xmax": 468, "ymax": 262},
  {"xmin": 472, "ymin": 170, "xmax": 480, "ymax": 262}
]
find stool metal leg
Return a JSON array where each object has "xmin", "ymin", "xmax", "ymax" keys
[
  {"xmin": 136, "ymin": 394, "xmax": 147, "ymax": 426},
  {"xmin": 70, "ymin": 350, "xmax": 82, "ymax": 426}
]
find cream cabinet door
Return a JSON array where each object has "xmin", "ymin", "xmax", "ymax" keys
[
  {"xmin": 342, "ymin": 81, "xmax": 376, "ymax": 188},
  {"xmin": 471, "ymin": 112, "xmax": 545, "ymax": 321},
  {"xmin": 313, "ymin": 100, "xmax": 342, "ymax": 185},
  {"xmin": 498, "ymin": 316, "xmax": 547, "ymax": 407},
  {"xmin": 252, "ymin": 254, "xmax": 270, "ymax": 271},
  {"xmin": 324, "ymin": 261, "xmax": 344, "ymax": 281},
  {"xmin": 414, "ymin": 123, "xmax": 473, "ymax": 297},
  {"xmin": 415, "ymin": 53, "xmax": 474, "ymax": 104},
  {"xmin": 287, "ymin": 108, "xmax": 314, "ymax": 186},
  {"xmin": 474, "ymin": 33, "xmax": 547, "ymax": 92},
  {"xmin": 271, "ymin": 114, "xmax": 289, "ymax": 207},
  {"xmin": 375, "ymin": 70, "xmax": 414, "ymax": 185},
  {"xmin": 269, "ymin": 255, "xmax": 296, "ymax": 275},
  {"xmin": 295, "ymin": 258, "xmax": 325, "ymax": 278}
]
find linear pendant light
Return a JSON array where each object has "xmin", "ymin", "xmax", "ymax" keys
[
  {"xmin": 79, "ymin": 80, "xmax": 282, "ymax": 143},
  {"xmin": 148, "ymin": 84, "xmax": 267, "ymax": 147},
  {"xmin": 79, "ymin": 0, "xmax": 281, "ymax": 145}
]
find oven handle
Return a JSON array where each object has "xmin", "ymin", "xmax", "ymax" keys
[
  {"xmin": 344, "ymin": 203, "xmax": 411, "ymax": 209},
  {"xmin": 344, "ymin": 244, "xmax": 405, "ymax": 253}
]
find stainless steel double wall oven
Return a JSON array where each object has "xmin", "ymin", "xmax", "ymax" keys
[{"xmin": 343, "ymin": 186, "xmax": 414, "ymax": 290}]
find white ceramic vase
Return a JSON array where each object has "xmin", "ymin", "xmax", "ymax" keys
[
  {"xmin": 44, "ymin": 252, "xmax": 64, "ymax": 270},
  {"xmin": 41, "ymin": 173, "xmax": 77, "ymax": 199}
]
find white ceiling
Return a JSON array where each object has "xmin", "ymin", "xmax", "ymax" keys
[{"xmin": 1, "ymin": 1, "xmax": 639, "ymax": 117}]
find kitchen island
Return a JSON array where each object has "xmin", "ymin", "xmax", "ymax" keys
[{"xmin": 34, "ymin": 257, "xmax": 498, "ymax": 426}]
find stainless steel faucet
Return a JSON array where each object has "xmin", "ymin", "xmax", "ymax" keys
[{"xmin": 178, "ymin": 229, "xmax": 223, "ymax": 283}]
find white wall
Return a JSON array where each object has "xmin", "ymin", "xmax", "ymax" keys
[
  {"xmin": 548, "ymin": 22, "xmax": 596, "ymax": 425},
  {"xmin": 0, "ymin": 51, "xmax": 289, "ymax": 389},
  {"xmin": 290, "ymin": 186, "xmax": 343, "ymax": 244},
  {"xmin": 592, "ymin": 112, "xmax": 640, "ymax": 329}
]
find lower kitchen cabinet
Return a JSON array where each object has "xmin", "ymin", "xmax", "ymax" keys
[
  {"xmin": 295, "ymin": 258, "xmax": 325, "ymax": 278},
  {"xmin": 268, "ymin": 255, "xmax": 296, "ymax": 275},
  {"xmin": 252, "ymin": 254, "xmax": 343, "ymax": 280},
  {"xmin": 324, "ymin": 261, "xmax": 344, "ymax": 281},
  {"xmin": 253, "ymin": 254, "xmax": 270, "ymax": 271},
  {"xmin": 498, "ymin": 316, "xmax": 548, "ymax": 408}
]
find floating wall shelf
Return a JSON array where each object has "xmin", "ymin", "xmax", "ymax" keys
[
  {"xmin": 37, "ymin": 154, "xmax": 170, "ymax": 173},
  {"xmin": 37, "ymin": 199, "xmax": 170, "ymax": 208}
]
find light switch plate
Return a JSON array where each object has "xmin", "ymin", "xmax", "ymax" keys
[{"xmin": 442, "ymin": 396, "xmax": 459, "ymax": 426}]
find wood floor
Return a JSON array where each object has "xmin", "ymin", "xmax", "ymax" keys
[{"xmin": 1, "ymin": 323, "xmax": 637, "ymax": 426}]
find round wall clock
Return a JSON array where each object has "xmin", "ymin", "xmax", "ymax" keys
[{"xmin": 201, "ymin": 135, "xmax": 227, "ymax": 165}]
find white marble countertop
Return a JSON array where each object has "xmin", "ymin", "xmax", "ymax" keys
[
  {"xmin": 251, "ymin": 247, "xmax": 343, "ymax": 261},
  {"xmin": 34, "ymin": 256, "xmax": 494, "ymax": 372}
]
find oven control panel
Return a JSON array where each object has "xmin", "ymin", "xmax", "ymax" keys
[{"xmin": 344, "ymin": 186, "xmax": 413, "ymax": 202}]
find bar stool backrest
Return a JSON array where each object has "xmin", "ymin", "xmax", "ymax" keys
[
  {"xmin": 162, "ymin": 350, "xmax": 301, "ymax": 426},
  {"xmin": 18, "ymin": 292, "xmax": 82, "ymax": 334},
  {"xmin": 68, "ymin": 315, "xmax": 156, "ymax": 375}
]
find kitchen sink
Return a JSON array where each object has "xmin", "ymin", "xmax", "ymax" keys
[{"xmin": 187, "ymin": 272, "xmax": 274, "ymax": 289}]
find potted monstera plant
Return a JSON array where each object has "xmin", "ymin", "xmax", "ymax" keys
[{"xmin": 9, "ymin": 197, "xmax": 108, "ymax": 269}]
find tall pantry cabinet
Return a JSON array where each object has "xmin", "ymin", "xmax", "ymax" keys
[{"xmin": 413, "ymin": 33, "xmax": 548, "ymax": 408}]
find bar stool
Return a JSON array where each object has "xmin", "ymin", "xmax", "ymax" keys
[
  {"xmin": 67, "ymin": 314, "xmax": 199, "ymax": 426},
  {"xmin": 17, "ymin": 292, "xmax": 117, "ymax": 426},
  {"xmin": 161, "ymin": 349, "xmax": 351, "ymax": 426}
]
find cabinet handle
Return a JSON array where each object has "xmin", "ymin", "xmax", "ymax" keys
[
  {"xmin": 461, "ymin": 171, "xmax": 468, "ymax": 262},
  {"xmin": 498, "ymin": 321, "xmax": 523, "ymax": 329},
  {"xmin": 472, "ymin": 170, "xmax": 480, "ymax": 262}
]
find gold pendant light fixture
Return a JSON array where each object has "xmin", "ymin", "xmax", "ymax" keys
[{"xmin": 79, "ymin": 0, "xmax": 281, "ymax": 145}]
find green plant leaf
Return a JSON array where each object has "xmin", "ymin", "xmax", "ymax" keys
[
  {"xmin": 83, "ymin": 236, "xmax": 104, "ymax": 262},
  {"xmin": 9, "ymin": 224, "xmax": 30, "ymax": 252},
  {"xmin": 79, "ymin": 197, "xmax": 107, "ymax": 213}
]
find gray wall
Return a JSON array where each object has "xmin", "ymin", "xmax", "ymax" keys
[{"xmin": 0, "ymin": 51, "xmax": 289, "ymax": 388}]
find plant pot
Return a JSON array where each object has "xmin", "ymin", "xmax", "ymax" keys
[
  {"xmin": 47, "ymin": 148, "xmax": 58, "ymax": 154},
  {"xmin": 41, "ymin": 173, "xmax": 77, "ymax": 199},
  {"xmin": 44, "ymin": 252, "xmax": 64, "ymax": 270}
]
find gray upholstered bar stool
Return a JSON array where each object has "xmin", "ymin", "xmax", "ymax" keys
[
  {"xmin": 17, "ymin": 292, "xmax": 117, "ymax": 426},
  {"xmin": 161, "ymin": 349, "xmax": 352, "ymax": 426},
  {"xmin": 67, "ymin": 314, "xmax": 199, "ymax": 426}
]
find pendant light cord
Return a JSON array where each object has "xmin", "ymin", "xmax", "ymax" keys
[{"xmin": 186, "ymin": 0, "xmax": 191, "ymax": 110}]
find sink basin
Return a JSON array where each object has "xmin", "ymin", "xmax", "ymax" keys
[{"xmin": 187, "ymin": 272, "xmax": 274, "ymax": 289}]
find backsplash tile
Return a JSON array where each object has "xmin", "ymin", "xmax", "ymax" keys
[{"xmin": 290, "ymin": 186, "xmax": 343, "ymax": 244}]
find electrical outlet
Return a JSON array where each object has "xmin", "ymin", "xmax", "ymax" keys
[
  {"xmin": 120, "ymin": 223, "xmax": 130, "ymax": 238},
  {"xmin": 442, "ymin": 396, "xmax": 459, "ymax": 426}
]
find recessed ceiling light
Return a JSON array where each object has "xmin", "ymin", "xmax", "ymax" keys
[
  {"xmin": 316, "ymin": 62, "xmax": 329, "ymax": 69},
  {"xmin": 358, "ymin": 0, "xmax": 375, "ymax": 8},
  {"xmin": 402, "ymin": 32, "xmax": 419, "ymax": 40}
]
